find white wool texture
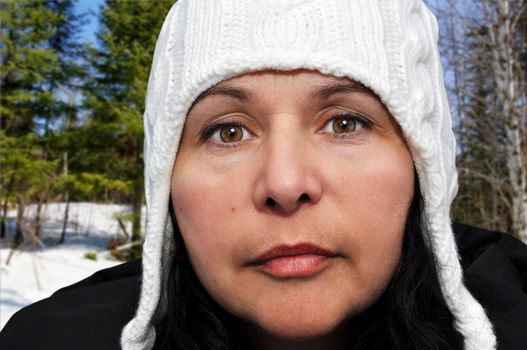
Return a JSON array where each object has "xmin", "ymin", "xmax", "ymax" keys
[{"xmin": 121, "ymin": 0, "xmax": 496, "ymax": 349}]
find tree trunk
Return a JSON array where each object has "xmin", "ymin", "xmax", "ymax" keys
[
  {"xmin": 59, "ymin": 198, "xmax": 70, "ymax": 244},
  {"xmin": 59, "ymin": 151, "xmax": 69, "ymax": 244},
  {"xmin": 482, "ymin": 0, "xmax": 527, "ymax": 241},
  {"xmin": 0, "ymin": 197, "xmax": 8, "ymax": 239},
  {"xmin": 117, "ymin": 217, "xmax": 130, "ymax": 238},
  {"xmin": 14, "ymin": 198, "xmax": 26, "ymax": 247},
  {"xmin": 34, "ymin": 197, "xmax": 44, "ymax": 237},
  {"xmin": 1, "ymin": 175, "xmax": 15, "ymax": 239}
]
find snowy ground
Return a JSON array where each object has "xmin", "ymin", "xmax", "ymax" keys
[{"xmin": 0, "ymin": 202, "xmax": 145, "ymax": 329}]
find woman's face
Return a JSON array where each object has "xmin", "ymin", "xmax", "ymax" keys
[{"xmin": 171, "ymin": 70, "xmax": 414, "ymax": 346}]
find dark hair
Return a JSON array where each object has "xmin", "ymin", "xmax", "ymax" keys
[{"xmin": 156, "ymin": 181, "xmax": 464, "ymax": 349}]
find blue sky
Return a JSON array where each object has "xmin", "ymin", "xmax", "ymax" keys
[{"xmin": 76, "ymin": 0, "xmax": 105, "ymax": 44}]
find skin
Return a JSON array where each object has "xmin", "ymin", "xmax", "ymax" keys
[{"xmin": 171, "ymin": 70, "xmax": 415, "ymax": 350}]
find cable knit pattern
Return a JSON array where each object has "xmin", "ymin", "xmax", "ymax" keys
[{"xmin": 121, "ymin": 1, "xmax": 496, "ymax": 349}]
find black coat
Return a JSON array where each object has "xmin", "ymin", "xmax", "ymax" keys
[{"xmin": 1, "ymin": 223, "xmax": 526, "ymax": 349}]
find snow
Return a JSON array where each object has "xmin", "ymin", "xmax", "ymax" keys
[{"xmin": 0, "ymin": 202, "xmax": 145, "ymax": 330}]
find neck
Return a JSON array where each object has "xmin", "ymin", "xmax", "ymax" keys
[{"xmin": 246, "ymin": 320, "xmax": 349, "ymax": 350}]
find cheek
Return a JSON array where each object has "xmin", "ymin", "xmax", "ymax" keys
[
  {"xmin": 329, "ymin": 142, "xmax": 414, "ymax": 298},
  {"xmin": 170, "ymin": 160, "xmax": 249, "ymax": 294},
  {"xmin": 172, "ymin": 152, "xmax": 244, "ymax": 229},
  {"xmin": 361, "ymin": 160, "xmax": 413, "ymax": 226},
  {"xmin": 338, "ymin": 141, "xmax": 414, "ymax": 225}
]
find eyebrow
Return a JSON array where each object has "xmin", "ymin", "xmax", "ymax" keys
[
  {"xmin": 192, "ymin": 85, "xmax": 254, "ymax": 107},
  {"xmin": 311, "ymin": 82, "xmax": 377, "ymax": 99}
]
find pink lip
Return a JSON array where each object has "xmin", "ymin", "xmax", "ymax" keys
[{"xmin": 251, "ymin": 243, "xmax": 336, "ymax": 278}]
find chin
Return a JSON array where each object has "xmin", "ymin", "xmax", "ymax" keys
[{"xmin": 251, "ymin": 306, "xmax": 349, "ymax": 341}]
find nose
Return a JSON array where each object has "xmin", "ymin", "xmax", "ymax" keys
[{"xmin": 253, "ymin": 125, "xmax": 322, "ymax": 214}]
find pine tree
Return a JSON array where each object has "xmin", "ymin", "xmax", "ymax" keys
[
  {"xmin": 82, "ymin": 0, "xmax": 175, "ymax": 241},
  {"xmin": 0, "ymin": 0, "xmax": 59, "ymax": 134},
  {"xmin": 0, "ymin": 0, "xmax": 62, "ymax": 243},
  {"xmin": 34, "ymin": 0, "xmax": 86, "ymax": 238},
  {"xmin": 0, "ymin": 0, "xmax": 88, "ymax": 243}
]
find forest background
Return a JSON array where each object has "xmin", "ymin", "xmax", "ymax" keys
[{"xmin": 1, "ymin": 0, "xmax": 526, "ymax": 259}]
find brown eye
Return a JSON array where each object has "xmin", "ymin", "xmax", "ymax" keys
[
  {"xmin": 321, "ymin": 113, "xmax": 371, "ymax": 137},
  {"xmin": 219, "ymin": 125, "xmax": 244, "ymax": 143},
  {"xmin": 203, "ymin": 121, "xmax": 252, "ymax": 145},
  {"xmin": 332, "ymin": 117, "xmax": 357, "ymax": 133}
]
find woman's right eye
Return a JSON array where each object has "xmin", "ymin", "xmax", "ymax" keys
[{"xmin": 203, "ymin": 122, "xmax": 253, "ymax": 145}]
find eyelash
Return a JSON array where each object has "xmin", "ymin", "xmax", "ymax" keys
[{"xmin": 200, "ymin": 112, "xmax": 372, "ymax": 145}]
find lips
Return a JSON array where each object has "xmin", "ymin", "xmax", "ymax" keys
[{"xmin": 250, "ymin": 243, "xmax": 336, "ymax": 278}]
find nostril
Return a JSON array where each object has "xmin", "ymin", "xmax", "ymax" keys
[
  {"xmin": 264, "ymin": 194, "xmax": 310, "ymax": 211},
  {"xmin": 265, "ymin": 197, "xmax": 276, "ymax": 208},
  {"xmin": 298, "ymin": 193, "xmax": 309, "ymax": 202}
]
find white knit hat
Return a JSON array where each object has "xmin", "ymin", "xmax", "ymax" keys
[{"xmin": 121, "ymin": 0, "xmax": 496, "ymax": 349}]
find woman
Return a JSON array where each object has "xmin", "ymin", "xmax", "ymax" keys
[
  {"xmin": 121, "ymin": 0, "xmax": 515, "ymax": 348},
  {"xmin": 1, "ymin": 0, "xmax": 526, "ymax": 349}
]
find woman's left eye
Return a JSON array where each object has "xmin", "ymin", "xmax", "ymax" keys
[{"xmin": 321, "ymin": 113, "xmax": 370, "ymax": 136}]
